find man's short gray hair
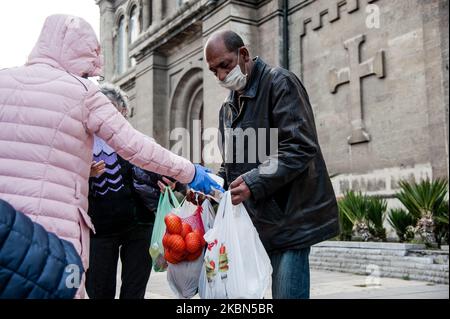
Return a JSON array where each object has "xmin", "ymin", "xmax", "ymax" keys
[{"xmin": 99, "ymin": 83, "xmax": 129, "ymax": 114}]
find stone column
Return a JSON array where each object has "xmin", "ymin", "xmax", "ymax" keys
[
  {"xmin": 422, "ymin": 0, "xmax": 449, "ymax": 178},
  {"xmin": 134, "ymin": 52, "xmax": 168, "ymax": 144},
  {"xmin": 151, "ymin": 53, "xmax": 170, "ymax": 146},
  {"xmin": 153, "ymin": 0, "xmax": 163, "ymax": 25},
  {"xmin": 96, "ymin": 0, "xmax": 115, "ymax": 81},
  {"xmin": 142, "ymin": 0, "xmax": 151, "ymax": 30}
]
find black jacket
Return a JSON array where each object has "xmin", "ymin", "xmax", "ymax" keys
[
  {"xmin": 88, "ymin": 156, "xmax": 153, "ymax": 237},
  {"xmin": 218, "ymin": 57, "xmax": 339, "ymax": 253},
  {"xmin": 132, "ymin": 167, "xmax": 186, "ymax": 213}
]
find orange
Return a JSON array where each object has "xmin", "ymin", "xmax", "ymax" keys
[
  {"xmin": 167, "ymin": 234, "xmax": 186, "ymax": 253},
  {"xmin": 185, "ymin": 232, "xmax": 203, "ymax": 254},
  {"xmin": 164, "ymin": 213, "xmax": 182, "ymax": 234},
  {"xmin": 180, "ymin": 222, "xmax": 193, "ymax": 239}
]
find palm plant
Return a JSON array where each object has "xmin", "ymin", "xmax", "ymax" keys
[
  {"xmin": 338, "ymin": 191, "xmax": 388, "ymax": 241},
  {"xmin": 338, "ymin": 202, "xmax": 353, "ymax": 241},
  {"xmin": 338, "ymin": 191, "xmax": 372, "ymax": 241},
  {"xmin": 434, "ymin": 200, "xmax": 449, "ymax": 245},
  {"xmin": 366, "ymin": 196, "xmax": 388, "ymax": 241},
  {"xmin": 396, "ymin": 179, "xmax": 448, "ymax": 246},
  {"xmin": 435, "ymin": 203, "xmax": 449, "ymax": 224},
  {"xmin": 388, "ymin": 208, "xmax": 417, "ymax": 242}
]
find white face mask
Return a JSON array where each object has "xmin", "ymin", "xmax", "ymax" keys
[{"xmin": 217, "ymin": 49, "xmax": 247, "ymax": 91}]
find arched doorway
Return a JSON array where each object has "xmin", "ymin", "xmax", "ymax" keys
[{"xmin": 170, "ymin": 68, "xmax": 204, "ymax": 163}]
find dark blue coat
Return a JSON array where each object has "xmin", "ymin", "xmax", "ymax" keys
[{"xmin": 0, "ymin": 199, "xmax": 83, "ymax": 299}]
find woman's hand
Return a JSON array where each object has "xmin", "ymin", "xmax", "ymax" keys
[
  {"xmin": 158, "ymin": 176, "xmax": 177, "ymax": 193},
  {"xmin": 90, "ymin": 160, "xmax": 105, "ymax": 177}
]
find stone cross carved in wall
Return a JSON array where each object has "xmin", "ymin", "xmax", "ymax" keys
[{"xmin": 329, "ymin": 34, "xmax": 385, "ymax": 145}]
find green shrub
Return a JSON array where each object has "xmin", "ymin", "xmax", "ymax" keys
[
  {"xmin": 338, "ymin": 204, "xmax": 353, "ymax": 241},
  {"xmin": 434, "ymin": 200, "xmax": 449, "ymax": 245},
  {"xmin": 338, "ymin": 191, "xmax": 387, "ymax": 241},
  {"xmin": 396, "ymin": 179, "xmax": 448, "ymax": 246},
  {"xmin": 338, "ymin": 191, "xmax": 371, "ymax": 241},
  {"xmin": 396, "ymin": 179, "xmax": 447, "ymax": 219},
  {"xmin": 387, "ymin": 208, "xmax": 416, "ymax": 242},
  {"xmin": 366, "ymin": 196, "xmax": 387, "ymax": 241}
]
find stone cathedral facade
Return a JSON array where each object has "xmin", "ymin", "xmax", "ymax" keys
[{"xmin": 96, "ymin": 0, "xmax": 448, "ymax": 198}]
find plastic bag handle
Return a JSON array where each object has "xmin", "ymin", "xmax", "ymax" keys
[
  {"xmin": 214, "ymin": 190, "xmax": 232, "ymax": 228},
  {"xmin": 165, "ymin": 186, "xmax": 180, "ymax": 208},
  {"xmin": 178, "ymin": 195, "xmax": 186, "ymax": 208}
]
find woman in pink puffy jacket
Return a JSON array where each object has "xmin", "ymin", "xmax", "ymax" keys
[{"xmin": 0, "ymin": 14, "xmax": 222, "ymax": 298}]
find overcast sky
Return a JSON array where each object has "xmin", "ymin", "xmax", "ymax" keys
[{"xmin": 0, "ymin": 0, "xmax": 100, "ymax": 69}]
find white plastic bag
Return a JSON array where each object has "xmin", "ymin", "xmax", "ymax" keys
[
  {"xmin": 198, "ymin": 199, "xmax": 217, "ymax": 299},
  {"xmin": 167, "ymin": 254, "xmax": 204, "ymax": 299},
  {"xmin": 200, "ymin": 198, "xmax": 216, "ymax": 232},
  {"xmin": 200, "ymin": 191, "xmax": 272, "ymax": 299}
]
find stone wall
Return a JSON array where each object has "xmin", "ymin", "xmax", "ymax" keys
[
  {"xmin": 311, "ymin": 241, "xmax": 449, "ymax": 284},
  {"xmin": 289, "ymin": 0, "xmax": 449, "ymax": 184},
  {"xmin": 331, "ymin": 163, "xmax": 433, "ymax": 198},
  {"xmin": 97, "ymin": 0, "xmax": 449, "ymax": 184}
]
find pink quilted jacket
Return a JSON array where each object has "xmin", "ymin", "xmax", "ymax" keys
[{"xmin": 0, "ymin": 15, "xmax": 195, "ymax": 269}]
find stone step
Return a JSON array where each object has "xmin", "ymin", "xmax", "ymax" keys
[
  {"xmin": 311, "ymin": 247, "xmax": 407, "ymax": 256},
  {"xmin": 311, "ymin": 262, "xmax": 448, "ymax": 275},
  {"xmin": 309, "ymin": 242, "xmax": 449, "ymax": 284},
  {"xmin": 408, "ymin": 249, "xmax": 449, "ymax": 256},
  {"xmin": 310, "ymin": 261, "xmax": 448, "ymax": 283},
  {"xmin": 311, "ymin": 265, "xmax": 448, "ymax": 284},
  {"xmin": 309, "ymin": 257, "xmax": 448, "ymax": 271},
  {"xmin": 313, "ymin": 241, "xmax": 426, "ymax": 250},
  {"xmin": 402, "ymin": 256, "xmax": 435, "ymax": 264},
  {"xmin": 311, "ymin": 251, "xmax": 435, "ymax": 264},
  {"xmin": 407, "ymin": 250, "xmax": 449, "ymax": 264}
]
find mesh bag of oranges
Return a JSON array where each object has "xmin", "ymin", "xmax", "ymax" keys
[
  {"xmin": 165, "ymin": 199, "xmax": 214, "ymax": 298},
  {"xmin": 149, "ymin": 187, "xmax": 180, "ymax": 272},
  {"xmin": 162, "ymin": 200, "xmax": 205, "ymax": 264}
]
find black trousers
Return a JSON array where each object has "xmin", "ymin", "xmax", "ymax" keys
[{"xmin": 86, "ymin": 224, "xmax": 153, "ymax": 299}]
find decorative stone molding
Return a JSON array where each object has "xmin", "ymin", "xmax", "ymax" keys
[
  {"xmin": 299, "ymin": 0, "xmax": 384, "ymax": 145},
  {"xmin": 129, "ymin": 0, "xmax": 215, "ymax": 59},
  {"xmin": 114, "ymin": 6, "xmax": 127, "ymax": 28},
  {"xmin": 330, "ymin": 163, "xmax": 433, "ymax": 197},
  {"xmin": 329, "ymin": 34, "xmax": 385, "ymax": 144},
  {"xmin": 126, "ymin": 0, "xmax": 141, "ymax": 16},
  {"xmin": 111, "ymin": 67, "xmax": 136, "ymax": 89},
  {"xmin": 299, "ymin": 0, "xmax": 379, "ymax": 37}
]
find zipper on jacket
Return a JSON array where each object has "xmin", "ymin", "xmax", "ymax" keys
[{"xmin": 231, "ymin": 96, "xmax": 247, "ymax": 127}]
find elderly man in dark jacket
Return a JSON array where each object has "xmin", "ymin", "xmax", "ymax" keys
[
  {"xmin": 205, "ymin": 30, "xmax": 340, "ymax": 299},
  {"xmin": 0, "ymin": 199, "xmax": 83, "ymax": 299}
]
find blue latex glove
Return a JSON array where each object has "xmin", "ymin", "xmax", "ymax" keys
[{"xmin": 188, "ymin": 164, "xmax": 225, "ymax": 194}]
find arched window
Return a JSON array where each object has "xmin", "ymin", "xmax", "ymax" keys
[
  {"xmin": 170, "ymin": 69, "xmax": 204, "ymax": 163},
  {"xmin": 129, "ymin": 6, "xmax": 140, "ymax": 67},
  {"xmin": 115, "ymin": 16, "xmax": 127, "ymax": 75},
  {"xmin": 129, "ymin": 6, "xmax": 140, "ymax": 43},
  {"xmin": 177, "ymin": 0, "xmax": 190, "ymax": 7}
]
